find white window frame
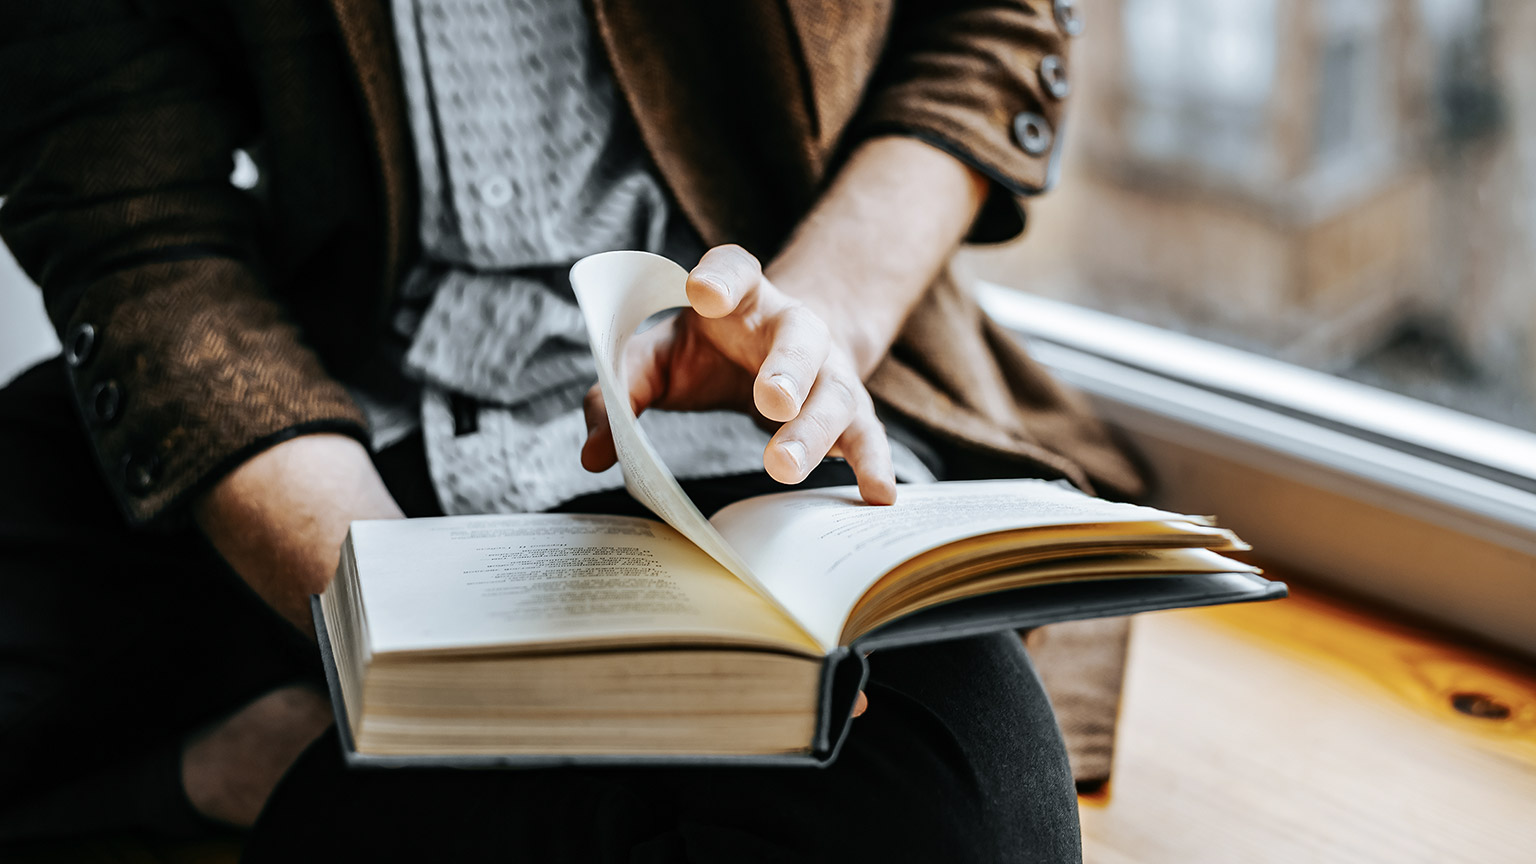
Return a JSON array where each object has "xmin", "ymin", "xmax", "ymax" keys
[{"xmin": 976, "ymin": 283, "xmax": 1536, "ymax": 658}]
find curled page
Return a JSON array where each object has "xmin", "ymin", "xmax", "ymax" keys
[{"xmin": 569, "ymin": 251, "xmax": 820, "ymax": 645}]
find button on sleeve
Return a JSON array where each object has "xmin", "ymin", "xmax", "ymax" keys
[
  {"xmin": 1039, "ymin": 55, "xmax": 1071, "ymax": 101},
  {"xmin": 1012, "ymin": 112, "xmax": 1054, "ymax": 157},
  {"xmin": 123, "ymin": 450, "xmax": 163, "ymax": 495},
  {"xmin": 89, "ymin": 380, "xmax": 122, "ymax": 424},
  {"xmin": 64, "ymin": 322, "xmax": 97, "ymax": 368},
  {"xmin": 1054, "ymin": 0, "xmax": 1085, "ymax": 37},
  {"xmin": 846, "ymin": 0, "xmax": 1077, "ymax": 245}
]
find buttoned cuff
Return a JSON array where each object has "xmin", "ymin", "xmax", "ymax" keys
[
  {"xmin": 854, "ymin": 66, "xmax": 1068, "ymax": 245},
  {"xmin": 849, "ymin": 1, "xmax": 1083, "ymax": 244},
  {"xmin": 60, "ymin": 257, "xmax": 369, "ymax": 527}
]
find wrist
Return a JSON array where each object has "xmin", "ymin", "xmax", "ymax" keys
[
  {"xmin": 195, "ymin": 433, "xmax": 403, "ymax": 633},
  {"xmin": 761, "ymin": 136, "xmax": 990, "ymax": 380}
]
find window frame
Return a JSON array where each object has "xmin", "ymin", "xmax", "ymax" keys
[{"xmin": 977, "ymin": 282, "xmax": 1536, "ymax": 658}]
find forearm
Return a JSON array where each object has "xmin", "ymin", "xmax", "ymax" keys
[
  {"xmin": 767, "ymin": 135, "xmax": 990, "ymax": 377},
  {"xmin": 193, "ymin": 434, "xmax": 404, "ymax": 636}
]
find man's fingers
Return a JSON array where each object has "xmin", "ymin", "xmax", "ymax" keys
[
  {"xmin": 764, "ymin": 363, "xmax": 896, "ymax": 505},
  {"xmin": 764, "ymin": 368, "xmax": 860, "ymax": 484},
  {"xmin": 764, "ymin": 375, "xmax": 853, "ymax": 484},
  {"xmin": 686, "ymin": 245, "xmax": 762, "ymax": 319},
  {"xmin": 831, "ymin": 412, "xmax": 897, "ymax": 506},
  {"xmin": 580, "ymin": 385, "xmax": 617, "ymax": 472},
  {"xmin": 582, "ymin": 326, "xmax": 673, "ymax": 473},
  {"xmin": 853, "ymin": 690, "xmax": 869, "ymax": 718},
  {"xmin": 754, "ymin": 305, "xmax": 829, "ymax": 423}
]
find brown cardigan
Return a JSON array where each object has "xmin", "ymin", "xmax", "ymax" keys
[{"xmin": 0, "ymin": 0, "xmax": 1140, "ymax": 525}]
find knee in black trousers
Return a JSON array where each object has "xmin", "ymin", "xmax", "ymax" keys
[{"xmin": 247, "ymin": 633, "xmax": 1080, "ymax": 864}]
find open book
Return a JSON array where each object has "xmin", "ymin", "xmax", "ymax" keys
[{"xmin": 315, "ymin": 251, "xmax": 1284, "ymax": 767}]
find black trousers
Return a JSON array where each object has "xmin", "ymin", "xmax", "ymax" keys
[{"xmin": 0, "ymin": 358, "xmax": 1081, "ymax": 863}]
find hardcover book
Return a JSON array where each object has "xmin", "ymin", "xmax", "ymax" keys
[{"xmin": 314, "ymin": 251, "xmax": 1284, "ymax": 767}]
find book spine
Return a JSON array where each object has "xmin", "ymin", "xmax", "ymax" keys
[{"xmin": 812, "ymin": 647, "xmax": 869, "ymax": 767}]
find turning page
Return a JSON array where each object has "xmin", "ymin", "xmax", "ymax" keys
[{"xmin": 569, "ymin": 251, "xmax": 814, "ymax": 639}]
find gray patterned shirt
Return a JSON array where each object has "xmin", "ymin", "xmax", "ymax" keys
[{"xmin": 369, "ymin": 0, "xmax": 934, "ymax": 515}]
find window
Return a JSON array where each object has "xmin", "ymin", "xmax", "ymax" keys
[
  {"xmin": 1122, "ymin": 0, "xmax": 1280, "ymax": 180},
  {"xmin": 973, "ymin": 286, "xmax": 1536, "ymax": 657},
  {"xmin": 1311, "ymin": 0, "xmax": 1391, "ymax": 170},
  {"xmin": 964, "ymin": 0, "xmax": 1534, "ymax": 433},
  {"xmin": 959, "ymin": 0, "xmax": 1536, "ymax": 652}
]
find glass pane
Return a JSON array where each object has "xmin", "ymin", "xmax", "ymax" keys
[{"xmin": 960, "ymin": 0, "xmax": 1536, "ymax": 432}]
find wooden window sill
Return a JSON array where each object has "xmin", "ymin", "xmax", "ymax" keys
[{"xmin": 1083, "ymin": 573, "xmax": 1536, "ymax": 863}]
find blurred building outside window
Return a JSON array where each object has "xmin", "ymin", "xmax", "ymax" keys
[
  {"xmin": 1122, "ymin": 0, "xmax": 1281, "ymax": 180},
  {"xmin": 958, "ymin": 0, "xmax": 1536, "ymax": 433}
]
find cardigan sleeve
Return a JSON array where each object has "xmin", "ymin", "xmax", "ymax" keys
[
  {"xmin": 0, "ymin": 2, "xmax": 368, "ymax": 528},
  {"xmin": 847, "ymin": 0, "xmax": 1078, "ymax": 243}
]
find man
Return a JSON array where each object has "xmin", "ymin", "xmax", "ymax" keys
[{"xmin": 0, "ymin": 0, "xmax": 1140, "ymax": 859}]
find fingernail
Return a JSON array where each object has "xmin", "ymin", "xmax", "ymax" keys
[
  {"xmin": 769, "ymin": 374, "xmax": 796, "ymax": 403},
  {"xmin": 780, "ymin": 440, "xmax": 807, "ymax": 473}
]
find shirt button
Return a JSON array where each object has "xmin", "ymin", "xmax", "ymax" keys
[
  {"xmin": 1054, "ymin": 0, "xmax": 1085, "ymax": 37},
  {"xmin": 1039, "ymin": 55, "xmax": 1071, "ymax": 100},
  {"xmin": 1012, "ymin": 112, "xmax": 1055, "ymax": 157},
  {"xmin": 65, "ymin": 322, "xmax": 97, "ymax": 367},
  {"xmin": 124, "ymin": 450, "xmax": 163, "ymax": 495},
  {"xmin": 475, "ymin": 174, "xmax": 514, "ymax": 208},
  {"xmin": 90, "ymin": 380, "xmax": 122, "ymax": 424}
]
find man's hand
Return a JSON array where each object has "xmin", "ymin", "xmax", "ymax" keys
[
  {"xmin": 580, "ymin": 136, "xmax": 988, "ymax": 509},
  {"xmin": 580, "ymin": 244, "xmax": 898, "ymax": 506}
]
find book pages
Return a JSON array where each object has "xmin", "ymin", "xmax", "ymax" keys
[
  {"xmin": 569, "ymin": 251, "xmax": 816, "ymax": 641},
  {"xmin": 709, "ymin": 480, "xmax": 1218, "ymax": 648},
  {"xmin": 350, "ymin": 514, "xmax": 819, "ymax": 656}
]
